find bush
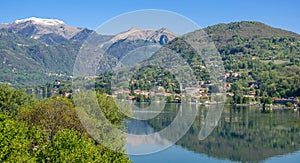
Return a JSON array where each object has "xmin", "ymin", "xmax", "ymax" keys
[{"xmin": 285, "ymin": 102, "xmax": 293, "ymax": 107}]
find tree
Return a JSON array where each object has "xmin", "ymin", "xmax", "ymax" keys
[
  {"xmin": 233, "ymin": 91, "xmax": 243, "ymax": 104},
  {"xmin": 72, "ymin": 91, "xmax": 132, "ymax": 151},
  {"xmin": 261, "ymin": 96, "xmax": 273, "ymax": 104},
  {"xmin": 0, "ymin": 84, "xmax": 33, "ymax": 115},
  {"xmin": 38, "ymin": 129, "xmax": 118, "ymax": 163},
  {"xmin": 17, "ymin": 96, "xmax": 86, "ymax": 139},
  {"xmin": 285, "ymin": 102, "xmax": 293, "ymax": 107},
  {"xmin": 0, "ymin": 114, "xmax": 43, "ymax": 162},
  {"xmin": 242, "ymin": 97, "xmax": 249, "ymax": 104},
  {"xmin": 0, "ymin": 119, "xmax": 130, "ymax": 163},
  {"xmin": 14, "ymin": 93, "xmax": 131, "ymax": 162},
  {"xmin": 166, "ymin": 95, "xmax": 174, "ymax": 103}
]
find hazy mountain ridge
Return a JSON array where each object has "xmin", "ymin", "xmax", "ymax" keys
[{"xmin": 106, "ymin": 27, "xmax": 177, "ymax": 45}]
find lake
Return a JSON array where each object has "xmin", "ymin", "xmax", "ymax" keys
[{"xmin": 124, "ymin": 103, "xmax": 300, "ymax": 162}]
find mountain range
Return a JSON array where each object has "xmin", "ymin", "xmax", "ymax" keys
[
  {"xmin": 0, "ymin": 17, "xmax": 299, "ymax": 95},
  {"xmin": 0, "ymin": 17, "xmax": 177, "ymax": 86}
]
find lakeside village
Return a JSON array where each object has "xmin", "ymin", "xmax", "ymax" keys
[{"xmin": 27, "ymin": 70, "xmax": 300, "ymax": 112}]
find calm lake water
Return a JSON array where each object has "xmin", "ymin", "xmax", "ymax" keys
[{"xmin": 125, "ymin": 103, "xmax": 300, "ymax": 163}]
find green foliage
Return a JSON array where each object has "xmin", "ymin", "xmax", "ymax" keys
[
  {"xmin": 17, "ymin": 95, "xmax": 86, "ymax": 139},
  {"xmin": 39, "ymin": 129, "xmax": 130, "ymax": 162},
  {"xmin": 285, "ymin": 102, "xmax": 293, "ymax": 107},
  {"xmin": 0, "ymin": 114, "xmax": 38, "ymax": 162},
  {"xmin": 23, "ymin": 21, "xmax": 300, "ymax": 104},
  {"xmin": 135, "ymin": 94, "xmax": 150, "ymax": 102},
  {"xmin": 0, "ymin": 85, "xmax": 131, "ymax": 162},
  {"xmin": 0, "ymin": 84, "xmax": 33, "ymax": 114},
  {"xmin": 96, "ymin": 93, "xmax": 130, "ymax": 127},
  {"xmin": 261, "ymin": 96, "xmax": 273, "ymax": 104},
  {"xmin": 39, "ymin": 129, "xmax": 104, "ymax": 162},
  {"xmin": 0, "ymin": 115, "xmax": 130, "ymax": 162},
  {"xmin": 73, "ymin": 91, "xmax": 131, "ymax": 151},
  {"xmin": 0, "ymin": 29, "xmax": 78, "ymax": 87},
  {"xmin": 206, "ymin": 22, "xmax": 300, "ymax": 99}
]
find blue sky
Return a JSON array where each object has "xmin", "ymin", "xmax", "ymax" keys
[{"xmin": 1, "ymin": 0, "xmax": 299, "ymax": 34}]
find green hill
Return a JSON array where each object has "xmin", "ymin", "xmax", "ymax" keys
[
  {"xmin": 0, "ymin": 29, "xmax": 80, "ymax": 87},
  {"xmin": 1, "ymin": 20, "xmax": 300, "ymax": 101},
  {"xmin": 117, "ymin": 21, "xmax": 300, "ymax": 101},
  {"xmin": 204, "ymin": 21, "xmax": 300, "ymax": 100}
]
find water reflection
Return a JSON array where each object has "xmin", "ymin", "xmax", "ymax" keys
[
  {"xmin": 179, "ymin": 105, "xmax": 300, "ymax": 162},
  {"xmin": 126, "ymin": 104, "xmax": 300, "ymax": 162},
  {"xmin": 125, "ymin": 103, "xmax": 198, "ymax": 155}
]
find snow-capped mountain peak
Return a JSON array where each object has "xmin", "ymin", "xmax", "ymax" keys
[
  {"xmin": 5, "ymin": 17, "xmax": 83, "ymax": 40},
  {"xmin": 14, "ymin": 17, "xmax": 65, "ymax": 26}
]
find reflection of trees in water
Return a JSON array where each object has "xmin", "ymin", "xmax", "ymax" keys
[
  {"xmin": 126, "ymin": 103, "xmax": 180, "ymax": 134},
  {"xmin": 149, "ymin": 105, "xmax": 300, "ymax": 162},
  {"xmin": 126, "ymin": 103, "xmax": 198, "ymax": 146}
]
